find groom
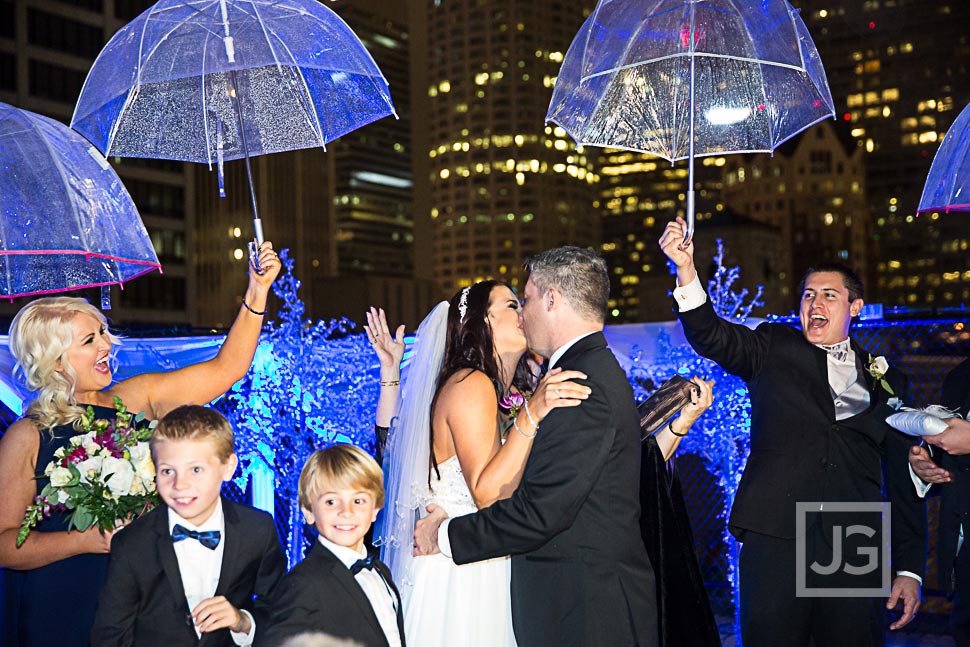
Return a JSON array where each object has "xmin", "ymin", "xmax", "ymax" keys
[{"xmin": 413, "ymin": 246, "xmax": 658, "ymax": 647}]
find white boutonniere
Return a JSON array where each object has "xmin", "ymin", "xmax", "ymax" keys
[{"xmin": 866, "ymin": 354, "xmax": 894, "ymax": 395}]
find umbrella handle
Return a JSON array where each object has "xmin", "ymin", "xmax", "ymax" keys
[
  {"xmin": 248, "ymin": 216, "xmax": 265, "ymax": 275},
  {"xmin": 684, "ymin": 190, "xmax": 695, "ymax": 247}
]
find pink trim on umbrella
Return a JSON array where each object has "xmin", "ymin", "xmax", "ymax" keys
[
  {"xmin": 915, "ymin": 203, "xmax": 970, "ymax": 214},
  {"xmin": 0, "ymin": 264, "xmax": 162, "ymax": 301},
  {"xmin": 0, "ymin": 250, "xmax": 163, "ymax": 266}
]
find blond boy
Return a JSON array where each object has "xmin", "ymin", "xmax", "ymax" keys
[{"xmin": 92, "ymin": 406, "xmax": 285, "ymax": 647}]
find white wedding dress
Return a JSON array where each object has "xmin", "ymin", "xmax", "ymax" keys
[{"xmin": 401, "ymin": 455, "xmax": 518, "ymax": 647}]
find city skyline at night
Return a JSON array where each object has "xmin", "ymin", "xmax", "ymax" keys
[{"xmin": 1, "ymin": 0, "xmax": 968, "ymax": 326}]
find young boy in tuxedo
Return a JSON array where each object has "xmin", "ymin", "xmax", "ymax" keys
[
  {"xmin": 260, "ymin": 445, "xmax": 405, "ymax": 647},
  {"xmin": 91, "ymin": 405, "xmax": 286, "ymax": 647}
]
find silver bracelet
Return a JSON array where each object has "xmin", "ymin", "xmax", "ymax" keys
[
  {"xmin": 523, "ymin": 400, "xmax": 537, "ymax": 428},
  {"xmin": 513, "ymin": 417, "xmax": 537, "ymax": 440}
]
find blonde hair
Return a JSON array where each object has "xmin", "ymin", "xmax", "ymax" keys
[
  {"xmin": 8, "ymin": 297, "xmax": 120, "ymax": 429},
  {"xmin": 151, "ymin": 405, "xmax": 236, "ymax": 462},
  {"xmin": 299, "ymin": 445, "xmax": 385, "ymax": 510}
]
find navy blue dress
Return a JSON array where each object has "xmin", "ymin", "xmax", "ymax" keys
[{"xmin": 1, "ymin": 405, "xmax": 117, "ymax": 647}]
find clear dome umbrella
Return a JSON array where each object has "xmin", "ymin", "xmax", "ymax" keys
[
  {"xmin": 918, "ymin": 101, "xmax": 970, "ymax": 214},
  {"xmin": 72, "ymin": 0, "xmax": 396, "ymax": 256},
  {"xmin": 546, "ymin": 0, "xmax": 835, "ymax": 243},
  {"xmin": 0, "ymin": 102, "xmax": 161, "ymax": 304}
]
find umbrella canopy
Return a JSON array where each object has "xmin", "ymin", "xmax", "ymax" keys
[
  {"xmin": 918, "ymin": 101, "xmax": 970, "ymax": 213},
  {"xmin": 71, "ymin": 0, "xmax": 396, "ymax": 244},
  {"xmin": 0, "ymin": 102, "xmax": 161, "ymax": 299},
  {"xmin": 547, "ymin": 0, "xmax": 835, "ymax": 240}
]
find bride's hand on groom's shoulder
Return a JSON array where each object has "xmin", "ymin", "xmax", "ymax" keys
[
  {"xmin": 413, "ymin": 504, "xmax": 449, "ymax": 556},
  {"xmin": 530, "ymin": 368, "xmax": 592, "ymax": 423}
]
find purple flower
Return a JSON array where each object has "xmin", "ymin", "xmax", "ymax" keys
[{"xmin": 499, "ymin": 392, "xmax": 526, "ymax": 410}]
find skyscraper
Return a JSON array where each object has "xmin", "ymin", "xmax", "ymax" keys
[
  {"xmin": 410, "ymin": 1, "xmax": 599, "ymax": 293},
  {"xmin": 193, "ymin": 0, "xmax": 441, "ymax": 328},
  {"xmin": 797, "ymin": 0, "xmax": 970, "ymax": 309},
  {"xmin": 721, "ymin": 119, "xmax": 871, "ymax": 302}
]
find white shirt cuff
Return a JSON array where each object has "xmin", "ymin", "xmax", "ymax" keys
[
  {"xmin": 437, "ymin": 518, "xmax": 453, "ymax": 559},
  {"xmin": 908, "ymin": 464, "xmax": 934, "ymax": 499},
  {"xmin": 231, "ymin": 609, "xmax": 255, "ymax": 646},
  {"xmin": 896, "ymin": 571, "xmax": 922, "ymax": 585},
  {"xmin": 672, "ymin": 272, "xmax": 707, "ymax": 312}
]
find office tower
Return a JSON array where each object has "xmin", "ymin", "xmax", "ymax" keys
[
  {"xmin": 598, "ymin": 149, "xmax": 728, "ymax": 322},
  {"xmin": 797, "ymin": 0, "xmax": 970, "ymax": 308},
  {"xmin": 410, "ymin": 1, "xmax": 599, "ymax": 293},
  {"xmin": 194, "ymin": 0, "xmax": 441, "ymax": 328},
  {"xmin": 0, "ymin": 0, "xmax": 194, "ymax": 325},
  {"xmin": 721, "ymin": 119, "xmax": 871, "ymax": 303}
]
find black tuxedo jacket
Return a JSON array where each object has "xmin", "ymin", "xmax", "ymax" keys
[
  {"xmin": 258, "ymin": 541, "xmax": 405, "ymax": 647},
  {"xmin": 448, "ymin": 331, "xmax": 658, "ymax": 647},
  {"xmin": 934, "ymin": 358, "xmax": 970, "ymax": 571},
  {"xmin": 680, "ymin": 300, "xmax": 926, "ymax": 578},
  {"xmin": 91, "ymin": 499, "xmax": 286, "ymax": 647}
]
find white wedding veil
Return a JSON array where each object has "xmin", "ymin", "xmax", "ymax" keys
[{"xmin": 373, "ymin": 300, "xmax": 449, "ymax": 587}]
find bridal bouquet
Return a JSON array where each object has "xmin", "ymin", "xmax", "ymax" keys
[{"xmin": 17, "ymin": 397, "xmax": 159, "ymax": 547}]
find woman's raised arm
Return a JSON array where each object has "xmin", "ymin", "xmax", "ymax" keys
[{"xmin": 113, "ymin": 242, "xmax": 281, "ymax": 419}]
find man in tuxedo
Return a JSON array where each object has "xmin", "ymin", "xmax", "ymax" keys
[
  {"xmin": 909, "ymin": 357, "xmax": 970, "ymax": 644},
  {"xmin": 413, "ymin": 246, "xmax": 658, "ymax": 647},
  {"xmin": 660, "ymin": 217, "xmax": 925, "ymax": 647}
]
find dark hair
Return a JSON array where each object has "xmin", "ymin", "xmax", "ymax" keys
[
  {"xmin": 427, "ymin": 280, "xmax": 533, "ymax": 481},
  {"xmin": 524, "ymin": 246, "xmax": 610, "ymax": 322},
  {"xmin": 798, "ymin": 262, "xmax": 864, "ymax": 303}
]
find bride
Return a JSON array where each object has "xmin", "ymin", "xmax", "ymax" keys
[{"xmin": 365, "ymin": 280, "xmax": 589, "ymax": 646}]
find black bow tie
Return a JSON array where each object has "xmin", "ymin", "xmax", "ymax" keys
[
  {"xmin": 350, "ymin": 554, "xmax": 377, "ymax": 576},
  {"xmin": 171, "ymin": 524, "xmax": 221, "ymax": 550}
]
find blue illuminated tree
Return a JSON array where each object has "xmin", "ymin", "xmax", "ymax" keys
[{"xmin": 216, "ymin": 250, "xmax": 378, "ymax": 566}]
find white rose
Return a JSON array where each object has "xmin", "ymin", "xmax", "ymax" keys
[
  {"xmin": 129, "ymin": 476, "xmax": 147, "ymax": 496},
  {"xmin": 49, "ymin": 466, "xmax": 73, "ymax": 488},
  {"xmin": 872, "ymin": 356, "xmax": 889, "ymax": 376},
  {"xmin": 57, "ymin": 489, "xmax": 70, "ymax": 504},
  {"xmin": 131, "ymin": 443, "xmax": 156, "ymax": 486},
  {"xmin": 129, "ymin": 443, "xmax": 153, "ymax": 474},
  {"xmin": 76, "ymin": 456, "xmax": 103, "ymax": 484},
  {"xmin": 102, "ymin": 457, "xmax": 135, "ymax": 498}
]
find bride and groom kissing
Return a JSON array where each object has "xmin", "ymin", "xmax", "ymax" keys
[{"xmin": 370, "ymin": 246, "xmax": 713, "ymax": 647}]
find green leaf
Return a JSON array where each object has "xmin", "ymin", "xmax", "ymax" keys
[
  {"xmin": 881, "ymin": 381, "xmax": 894, "ymax": 395},
  {"xmin": 72, "ymin": 507, "xmax": 95, "ymax": 531}
]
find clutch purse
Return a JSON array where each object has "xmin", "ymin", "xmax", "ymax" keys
[{"xmin": 638, "ymin": 375, "xmax": 699, "ymax": 440}]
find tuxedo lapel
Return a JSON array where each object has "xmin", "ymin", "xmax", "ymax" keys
[
  {"xmin": 152, "ymin": 508, "xmax": 196, "ymax": 641},
  {"xmin": 314, "ymin": 545, "xmax": 388, "ymax": 646},
  {"xmin": 213, "ymin": 499, "xmax": 240, "ymax": 597},
  {"xmin": 806, "ymin": 342, "xmax": 837, "ymax": 420}
]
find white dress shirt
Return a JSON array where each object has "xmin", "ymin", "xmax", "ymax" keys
[
  {"xmin": 672, "ymin": 272, "xmax": 922, "ymax": 584},
  {"xmin": 168, "ymin": 500, "xmax": 255, "ymax": 645},
  {"xmin": 317, "ymin": 536, "xmax": 401, "ymax": 647}
]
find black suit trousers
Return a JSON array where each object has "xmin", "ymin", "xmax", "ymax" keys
[{"xmin": 739, "ymin": 528, "xmax": 885, "ymax": 647}]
